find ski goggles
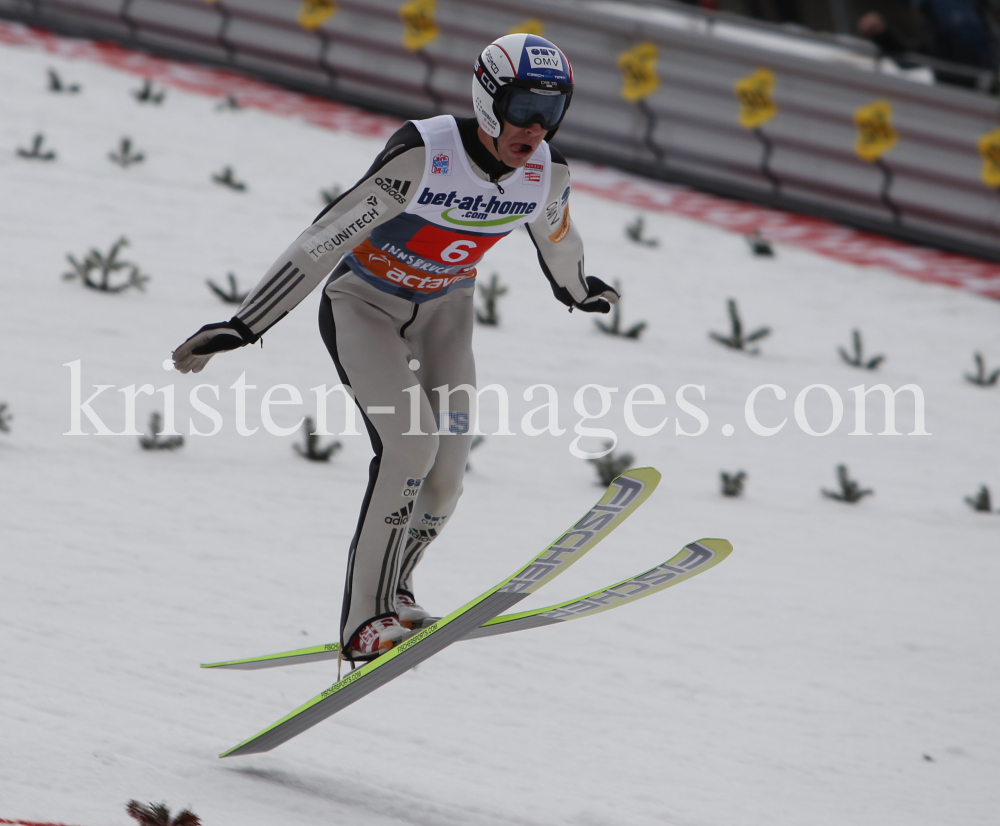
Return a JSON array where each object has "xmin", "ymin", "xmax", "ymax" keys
[{"xmin": 499, "ymin": 86, "xmax": 571, "ymax": 131}]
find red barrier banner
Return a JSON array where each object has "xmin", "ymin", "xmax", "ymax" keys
[
  {"xmin": 3, "ymin": 20, "xmax": 998, "ymax": 300},
  {"xmin": 1, "ymin": 819, "xmax": 85, "ymax": 826}
]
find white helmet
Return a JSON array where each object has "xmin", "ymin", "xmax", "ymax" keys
[{"xmin": 472, "ymin": 33, "xmax": 574, "ymax": 142}]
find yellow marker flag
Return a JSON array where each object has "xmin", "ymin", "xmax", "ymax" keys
[
  {"xmin": 734, "ymin": 68, "xmax": 777, "ymax": 130},
  {"xmin": 977, "ymin": 126, "xmax": 1000, "ymax": 189},
  {"xmin": 854, "ymin": 100, "xmax": 898, "ymax": 162},
  {"xmin": 509, "ymin": 18, "xmax": 545, "ymax": 36},
  {"xmin": 617, "ymin": 42, "xmax": 659, "ymax": 103},
  {"xmin": 297, "ymin": 0, "xmax": 337, "ymax": 31},
  {"xmin": 400, "ymin": 0, "xmax": 439, "ymax": 52}
]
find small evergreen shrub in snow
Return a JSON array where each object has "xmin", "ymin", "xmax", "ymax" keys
[
  {"xmin": 624, "ymin": 215, "xmax": 658, "ymax": 247},
  {"xmin": 215, "ymin": 93, "xmax": 241, "ymax": 111},
  {"xmin": 0, "ymin": 402, "xmax": 11, "ymax": 434},
  {"xmin": 47, "ymin": 68, "xmax": 80, "ymax": 93},
  {"xmin": 595, "ymin": 279, "xmax": 646, "ymax": 339},
  {"xmin": 108, "ymin": 137, "xmax": 145, "ymax": 168},
  {"xmin": 746, "ymin": 229, "xmax": 774, "ymax": 256},
  {"xmin": 132, "ymin": 78, "xmax": 166, "ymax": 104},
  {"xmin": 16, "ymin": 133, "xmax": 56, "ymax": 160},
  {"xmin": 212, "ymin": 165, "xmax": 246, "ymax": 191},
  {"xmin": 720, "ymin": 470, "xmax": 746, "ymax": 497},
  {"xmin": 321, "ymin": 184, "xmax": 342, "ymax": 205},
  {"xmin": 139, "ymin": 413, "xmax": 184, "ymax": 451},
  {"xmin": 126, "ymin": 800, "xmax": 200, "ymax": 826},
  {"xmin": 822, "ymin": 464, "xmax": 873, "ymax": 503},
  {"xmin": 206, "ymin": 272, "xmax": 249, "ymax": 304},
  {"xmin": 964, "ymin": 485, "xmax": 993, "ymax": 513},
  {"xmin": 475, "ymin": 273, "xmax": 508, "ymax": 326},
  {"xmin": 965, "ymin": 353, "xmax": 1000, "ymax": 387},
  {"xmin": 588, "ymin": 442, "xmax": 635, "ymax": 486},
  {"xmin": 294, "ymin": 417, "xmax": 342, "ymax": 462},
  {"xmin": 63, "ymin": 236, "xmax": 150, "ymax": 293},
  {"xmin": 838, "ymin": 329, "xmax": 884, "ymax": 370},
  {"xmin": 709, "ymin": 298, "xmax": 770, "ymax": 354}
]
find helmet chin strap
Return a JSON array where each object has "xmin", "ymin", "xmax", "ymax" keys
[
  {"xmin": 492, "ymin": 116, "xmax": 503, "ymax": 155},
  {"xmin": 487, "ymin": 119, "xmax": 507, "ymax": 194}
]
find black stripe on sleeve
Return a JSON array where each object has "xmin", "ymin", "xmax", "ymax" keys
[
  {"xmin": 240, "ymin": 267, "xmax": 300, "ymax": 327},
  {"xmin": 244, "ymin": 271, "xmax": 306, "ymax": 328},
  {"xmin": 236, "ymin": 261, "xmax": 293, "ymax": 321}
]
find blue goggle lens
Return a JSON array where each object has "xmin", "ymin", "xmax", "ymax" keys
[{"xmin": 501, "ymin": 87, "xmax": 568, "ymax": 130}]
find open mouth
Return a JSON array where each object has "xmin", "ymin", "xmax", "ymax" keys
[{"xmin": 510, "ymin": 142, "xmax": 533, "ymax": 156}]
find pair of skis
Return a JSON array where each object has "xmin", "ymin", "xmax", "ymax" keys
[{"xmin": 204, "ymin": 468, "xmax": 731, "ymax": 757}]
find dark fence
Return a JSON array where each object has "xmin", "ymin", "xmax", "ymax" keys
[{"xmin": 3, "ymin": 0, "xmax": 999, "ymax": 261}]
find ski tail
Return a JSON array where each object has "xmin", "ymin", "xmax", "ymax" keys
[
  {"xmin": 218, "ymin": 467, "xmax": 659, "ymax": 757},
  {"xmin": 201, "ymin": 538, "xmax": 731, "ymax": 670},
  {"xmin": 202, "ymin": 642, "xmax": 344, "ymax": 670}
]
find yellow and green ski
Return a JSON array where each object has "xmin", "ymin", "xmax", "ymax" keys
[
  {"xmin": 205, "ymin": 468, "xmax": 731, "ymax": 757},
  {"xmin": 203, "ymin": 537, "xmax": 731, "ymax": 672},
  {"xmin": 214, "ymin": 468, "xmax": 660, "ymax": 757}
]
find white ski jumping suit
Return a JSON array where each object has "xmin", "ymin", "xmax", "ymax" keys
[{"xmin": 229, "ymin": 115, "xmax": 591, "ymax": 650}]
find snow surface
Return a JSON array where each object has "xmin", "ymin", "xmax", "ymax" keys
[{"xmin": 2, "ymin": 36, "xmax": 999, "ymax": 826}]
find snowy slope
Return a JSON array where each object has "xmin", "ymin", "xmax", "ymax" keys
[{"xmin": 2, "ymin": 34, "xmax": 999, "ymax": 826}]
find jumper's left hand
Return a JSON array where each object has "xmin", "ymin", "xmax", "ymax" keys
[
  {"xmin": 575, "ymin": 276, "xmax": 620, "ymax": 314},
  {"xmin": 172, "ymin": 320, "xmax": 249, "ymax": 374}
]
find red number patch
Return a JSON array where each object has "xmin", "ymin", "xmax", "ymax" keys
[{"xmin": 406, "ymin": 224, "xmax": 503, "ymax": 265}]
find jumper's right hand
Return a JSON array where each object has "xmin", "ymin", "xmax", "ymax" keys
[{"xmin": 172, "ymin": 321, "xmax": 248, "ymax": 374}]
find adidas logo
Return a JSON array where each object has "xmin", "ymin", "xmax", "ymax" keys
[
  {"xmin": 375, "ymin": 177, "xmax": 411, "ymax": 204},
  {"xmin": 385, "ymin": 502, "xmax": 414, "ymax": 526}
]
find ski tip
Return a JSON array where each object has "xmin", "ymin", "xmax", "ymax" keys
[
  {"xmin": 620, "ymin": 466, "xmax": 659, "ymax": 478},
  {"xmin": 694, "ymin": 537, "xmax": 734, "ymax": 558},
  {"xmin": 614, "ymin": 466, "xmax": 661, "ymax": 491}
]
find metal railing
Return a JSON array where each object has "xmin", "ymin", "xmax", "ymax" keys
[{"xmin": 605, "ymin": 0, "xmax": 999, "ymax": 92}]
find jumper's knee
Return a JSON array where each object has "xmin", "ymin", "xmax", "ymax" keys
[
  {"xmin": 379, "ymin": 428, "xmax": 439, "ymax": 476},
  {"xmin": 418, "ymin": 471, "xmax": 464, "ymax": 516}
]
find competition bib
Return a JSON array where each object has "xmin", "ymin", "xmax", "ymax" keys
[{"xmin": 346, "ymin": 116, "xmax": 551, "ymax": 303}]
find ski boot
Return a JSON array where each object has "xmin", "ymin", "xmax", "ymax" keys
[
  {"xmin": 347, "ymin": 616, "xmax": 408, "ymax": 660},
  {"xmin": 396, "ymin": 591, "xmax": 432, "ymax": 630}
]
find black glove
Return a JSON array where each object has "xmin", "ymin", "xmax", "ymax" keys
[
  {"xmin": 172, "ymin": 318, "xmax": 255, "ymax": 374},
  {"xmin": 574, "ymin": 276, "xmax": 620, "ymax": 314}
]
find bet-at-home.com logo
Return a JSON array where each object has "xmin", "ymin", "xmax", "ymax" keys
[{"xmin": 416, "ymin": 187, "xmax": 537, "ymax": 226}]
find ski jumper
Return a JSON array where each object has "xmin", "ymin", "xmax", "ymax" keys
[{"xmin": 228, "ymin": 115, "xmax": 590, "ymax": 651}]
